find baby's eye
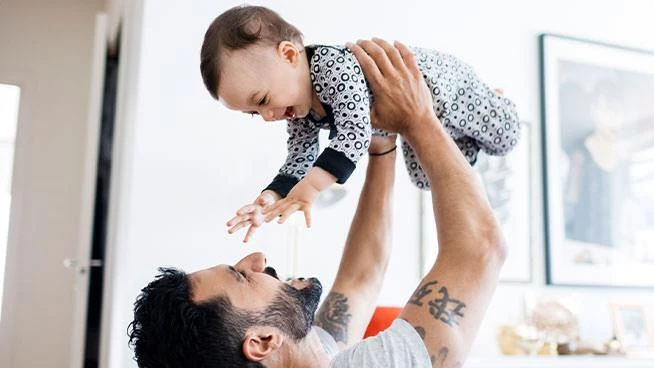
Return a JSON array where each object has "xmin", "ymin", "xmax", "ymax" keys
[
  {"xmin": 258, "ymin": 96, "xmax": 268, "ymax": 106},
  {"xmin": 248, "ymin": 111, "xmax": 259, "ymax": 117}
]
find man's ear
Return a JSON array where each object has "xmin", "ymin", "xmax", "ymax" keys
[
  {"xmin": 242, "ymin": 326, "xmax": 285, "ymax": 362},
  {"xmin": 277, "ymin": 41, "xmax": 301, "ymax": 65}
]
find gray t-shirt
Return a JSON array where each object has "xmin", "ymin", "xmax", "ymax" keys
[{"xmin": 316, "ymin": 319, "xmax": 431, "ymax": 367}]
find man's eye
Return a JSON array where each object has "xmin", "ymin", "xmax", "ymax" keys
[{"xmin": 239, "ymin": 271, "xmax": 247, "ymax": 279}]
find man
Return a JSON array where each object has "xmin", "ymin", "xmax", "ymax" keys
[{"xmin": 129, "ymin": 39, "xmax": 507, "ymax": 367}]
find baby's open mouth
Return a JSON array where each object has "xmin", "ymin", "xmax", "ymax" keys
[{"xmin": 284, "ymin": 106, "xmax": 295, "ymax": 118}]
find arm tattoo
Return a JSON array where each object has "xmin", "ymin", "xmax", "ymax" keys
[
  {"xmin": 408, "ymin": 280, "xmax": 467, "ymax": 327},
  {"xmin": 314, "ymin": 292, "xmax": 352, "ymax": 344},
  {"xmin": 414, "ymin": 326, "xmax": 426, "ymax": 340}
]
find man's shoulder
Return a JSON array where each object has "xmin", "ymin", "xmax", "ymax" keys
[{"xmin": 328, "ymin": 319, "xmax": 431, "ymax": 368}]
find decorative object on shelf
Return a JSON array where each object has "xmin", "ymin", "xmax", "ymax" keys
[
  {"xmin": 421, "ymin": 122, "xmax": 532, "ymax": 282},
  {"xmin": 497, "ymin": 324, "xmax": 545, "ymax": 356},
  {"xmin": 540, "ymin": 34, "xmax": 654, "ymax": 287},
  {"xmin": 610, "ymin": 304, "xmax": 654, "ymax": 354},
  {"xmin": 524, "ymin": 291, "xmax": 580, "ymax": 355}
]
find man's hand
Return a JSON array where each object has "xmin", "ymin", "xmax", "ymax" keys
[
  {"xmin": 347, "ymin": 38, "xmax": 434, "ymax": 136},
  {"xmin": 263, "ymin": 179, "xmax": 319, "ymax": 227},
  {"xmin": 226, "ymin": 190, "xmax": 279, "ymax": 243}
]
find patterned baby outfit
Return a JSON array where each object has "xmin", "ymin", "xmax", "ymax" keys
[{"xmin": 265, "ymin": 45, "xmax": 520, "ymax": 196}]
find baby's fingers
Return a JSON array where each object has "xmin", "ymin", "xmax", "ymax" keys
[
  {"xmin": 302, "ymin": 207, "xmax": 312, "ymax": 228},
  {"xmin": 228, "ymin": 220, "xmax": 250, "ymax": 234},
  {"xmin": 263, "ymin": 201, "xmax": 285, "ymax": 222},
  {"xmin": 277, "ymin": 204, "xmax": 301, "ymax": 224},
  {"xmin": 243, "ymin": 225, "xmax": 258, "ymax": 243},
  {"xmin": 227, "ymin": 214, "xmax": 249, "ymax": 227},
  {"xmin": 236, "ymin": 203, "xmax": 257, "ymax": 216}
]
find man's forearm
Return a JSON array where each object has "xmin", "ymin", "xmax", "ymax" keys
[
  {"xmin": 336, "ymin": 152, "xmax": 395, "ymax": 288},
  {"xmin": 404, "ymin": 118, "xmax": 503, "ymax": 257},
  {"xmin": 316, "ymin": 151, "xmax": 395, "ymax": 346}
]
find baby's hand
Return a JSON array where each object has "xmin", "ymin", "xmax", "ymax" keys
[
  {"xmin": 263, "ymin": 180, "xmax": 320, "ymax": 227},
  {"xmin": 227, "ymin": 190, "xmax": 279, "ymax": 243}
]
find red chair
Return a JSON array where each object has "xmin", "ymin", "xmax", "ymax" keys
[{"xmin": 364, "ymin": 306, "xmax": 403, "ymax": 338}]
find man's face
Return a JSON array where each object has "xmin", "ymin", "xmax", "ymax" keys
[
  {"xmin": 189, "ymin": 252, "xmax": 322, "ymax": 340},
  {"xmin": 217, "ymin": 42, "xmax": 313, "ymax": 122}
]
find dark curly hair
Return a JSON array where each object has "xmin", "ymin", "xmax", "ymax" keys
[
  {"xmin": 200, "ymin": 5, "xmax": 304, "ymax": 100},
  {"xmin": 127, "ymin": 268, "xmax": 264, "ymax": 368}
]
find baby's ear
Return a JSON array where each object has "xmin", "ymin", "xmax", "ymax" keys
[{"xmin": 278, "ymin": 41, "xmax": 301, "ymax": 65}]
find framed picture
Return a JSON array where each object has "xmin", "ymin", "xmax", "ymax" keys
[
  {"xmin": 420, "ymin": 122, "xmax": 532, "ymax": 282},
  {"xmin": 610, "ymin": 304, "xmax": 654, "ymax": 353},
  {"xmin": 540, "ymin": 34, "xmax": 654, "ymax": 287}
]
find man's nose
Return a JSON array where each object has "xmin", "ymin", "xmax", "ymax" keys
[{"xmin": 235, "ymin": 252, "xmax": 267, "ymax": 272}]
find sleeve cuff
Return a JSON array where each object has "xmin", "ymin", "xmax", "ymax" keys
[
  {"xmin": 264, "ymin": 174, "xmax": 299, "ymax": 198},
  {"xmin": 314, "ymin": 148, "xmax": 356, "ymax": 184}
]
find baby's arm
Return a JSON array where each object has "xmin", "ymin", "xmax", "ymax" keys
[
  {"xmin": 228, "ymin": 118, "xmax": 321, "ymax": 241},
  {"xmin": 264, "ymin": 46, "xmax": 373, "ymax": 226},
  {"xmin": 263, "ymin": 167, "xmax": 336, "ymax": 226}
]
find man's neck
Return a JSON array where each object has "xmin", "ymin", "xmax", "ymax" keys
[{"xmin": 267, "ymin": 329, "xmax": 331, "ymax": 368}]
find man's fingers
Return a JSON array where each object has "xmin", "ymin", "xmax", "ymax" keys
[
  {"xmin": 394, "ymin": 40, "xmax": 421, "ymax": 77},
  {"xmin": 356, "ymin": 39, "xmax": 394, "ymax": 78},
  {"xmin": 372, "ymin": 37, "xmax": 404, "ymax": 70},
  {"xmin": 347, "ymin": 42, "xmax": 383, "ymax": 86}
]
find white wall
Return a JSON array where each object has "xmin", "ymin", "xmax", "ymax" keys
[
  {"xmin": 106, "ymin": 0, "xmax": 654, "ymax": 366},
  {"xmin": 0, "ymin": 0, "xmax": 104, "ymax": 367}
]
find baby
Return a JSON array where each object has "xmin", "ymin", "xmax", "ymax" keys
[{"xmin": 200, "ymin": 5, "xmax": 521, "ymax": 242}]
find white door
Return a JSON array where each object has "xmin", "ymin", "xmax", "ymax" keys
[{"xmin": 66, "ymin": 13, "xmax": 108, "ymax": 368}]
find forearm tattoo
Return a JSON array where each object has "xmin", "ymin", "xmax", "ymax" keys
[
  {"xmin": 408, "ymin": 280, "xmax": 466, "ymax": 327},
  {"xmin": 314, "ymin": 292, "xmax": 352, "ymax": 344},
  {"xmin": 413, "ymin": 328, "xmax": 463, "ymax": 368}
]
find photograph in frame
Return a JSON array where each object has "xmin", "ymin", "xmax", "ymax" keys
[
  {"xmin": 540, "ymin": 34, "xmax": 654, "ymax": 287},
  {"xmin": 610, "ymin": 304, "xmax": 654, "ymax": 354}
]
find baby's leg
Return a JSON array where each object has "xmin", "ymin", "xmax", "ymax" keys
[
  {"xmin": 400, "ymin": 137, "xmax": 430, "ymax": 190},
  {"xmin": 400, "ymin": 135, "xmax": 481, "ymax": 191},
  {"xmin": 372, "ymin": 127, "xmax": 390, "ymax": 137}
]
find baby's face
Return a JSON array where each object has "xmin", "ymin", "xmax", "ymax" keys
[{"xmin": 218, "ymin": 41, "xmax": 313, "ymax": 121}]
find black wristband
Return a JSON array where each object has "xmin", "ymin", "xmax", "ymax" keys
[{"xmin": 369, "ymin": 145, "xmax": 397, "ymax": 156}]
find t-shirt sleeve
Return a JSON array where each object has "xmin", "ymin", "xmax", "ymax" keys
[
  {"xmin": 330, "ymin": 319, "xmax": 431, "ymax": 368},
  {"xmin": 264, "ymin": 118, "xmax": 319, "ymax": 198},
  {"xmin": 310, "ymin": 46, "xmax": 372, "ymax": 184}
]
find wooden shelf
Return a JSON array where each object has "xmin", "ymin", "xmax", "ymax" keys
[{"xmin": 465, "ymin": 355, "xmax": 654, "ymax": 368}]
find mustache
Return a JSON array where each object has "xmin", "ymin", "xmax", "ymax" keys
[{"xmin": 264, "ymin": 266, "xmax": 279, "ymax": 280}]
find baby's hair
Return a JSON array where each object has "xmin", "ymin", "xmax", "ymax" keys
[{"xmin": 200, "ymin": 5, "xmax": 304, "ymax": 100}]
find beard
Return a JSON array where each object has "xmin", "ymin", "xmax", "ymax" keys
[{"xmin": 253, "ymin": 276, "xmax": 323, "ymax": 341}]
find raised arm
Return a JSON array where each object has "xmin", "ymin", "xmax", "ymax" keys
[
  {"xmin": 349, "ymin": 39, "xmax": 507, "ymax": 366},
  {"xmin": 314, "ymin": 134, "xmax": 397, "ymax": 349}
]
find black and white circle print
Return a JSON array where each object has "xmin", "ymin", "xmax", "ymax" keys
[
  {"xmin": 276, "ymin": 45, "xmax": 520, "ymax": 190},
  {"xmin": 309, "ymin": 46, "xmax": 372, "ymax": 166}
]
